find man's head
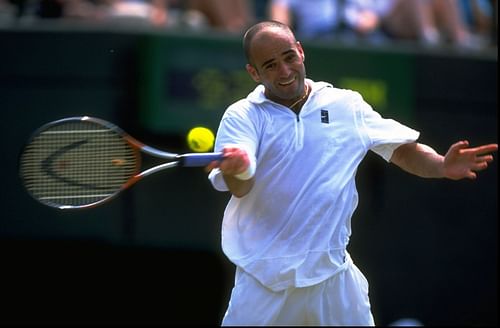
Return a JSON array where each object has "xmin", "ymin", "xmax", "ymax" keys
[{"xmin": 243, "ymin": 21, "xmax": 307, "ymax": 106}]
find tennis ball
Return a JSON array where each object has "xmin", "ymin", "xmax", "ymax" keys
[{"xmin": 187, "ymin": 126, "xmax": 215, "ymax": 152}]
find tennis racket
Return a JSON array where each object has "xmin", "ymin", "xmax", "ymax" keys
[{"xmin": 19, "ymin": 116, "xmax": 223, "ymax": 210}]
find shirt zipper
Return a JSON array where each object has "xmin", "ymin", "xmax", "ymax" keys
[{"xmin": 294, "ymin": 112, "xmax": 304, "ymax": 150}]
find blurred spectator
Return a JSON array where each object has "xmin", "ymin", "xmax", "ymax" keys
[
  {"xmin": 102, "ymin": 0, "xmax": 217, "ymax": 30},
  {"xmin": 428, "ymin": 0, "xmax": 485, "ymax": 48},
  {"xmin": 2, "ymin": 0, "xmax": 256, "ymax": 32},
  {"xmin": 269, "ymin": 0, "xmax": 343, "ymax": 40},
  {"xmin": 4, "ymin": 0, "xmax": 185, "ymax": 28},
  {"xmin": 343, "ymin": 0, "xmax": 486, "ymax": 49},
  {"xmin": 254, "ymin": 0, "xmax": 270, "ymax": 21},
  {"xmin": 4, "ymin": 0, "xmax": 108, "ymax": 22},
  {"xmin": 0, "ymin": 0, "xmax": 16, "ymax": 23},
  {"xmin": 186, "ymin": 0, "xmax": 255, "ymax": 34},
  {"xmin": 458, "ymin": 0, "xmax": 495, "ymax": 46},
  {"xmin": 104, "ymin": 0, "xmax": 170, "ymax": 27},
  {"xmin": 37, "ymin": 0, "xmax": 65, "ymax": 18},
  {"xmin": 342, "ymin": 0, "xmax": 395, "ymax": 44}
]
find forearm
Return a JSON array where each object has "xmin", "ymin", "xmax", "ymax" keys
[
  {"xmin": 390, "ymin": 142, "xmax": 445, "ymax": 178},
  {"xmin": 223, "ymin": 175, "xmax": 255, "ymax": 198}
]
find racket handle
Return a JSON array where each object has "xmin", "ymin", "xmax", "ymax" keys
[{"xmin": 178, "ymin": 152, "xmax": 224, "ymax": 167}]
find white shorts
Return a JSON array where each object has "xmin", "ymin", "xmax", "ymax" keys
[{"xmin": 222, "ymin": 258, "xmax": 375, "ymax": 326}]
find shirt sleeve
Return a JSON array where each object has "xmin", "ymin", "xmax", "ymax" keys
[
  {"xmin": 208, "ymin": 102, "xmax": 260, "ymax": 191},
  {"xmin": 357, "ymin": 94, "xmax": 420, "ymax": 162}
]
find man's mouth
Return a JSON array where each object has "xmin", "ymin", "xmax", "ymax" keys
[{"xmin": 278, "ymin": 77, "xmax": 296, "ymax": 86}]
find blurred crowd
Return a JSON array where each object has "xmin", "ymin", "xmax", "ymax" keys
[{"xmin": 0, "ymin": 0, "xmax": 497, "ymax": 50}]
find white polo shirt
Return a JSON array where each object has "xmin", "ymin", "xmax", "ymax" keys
[{"xmin": 209, "ymin": 79, "xmax": 419, "ymax": 292}]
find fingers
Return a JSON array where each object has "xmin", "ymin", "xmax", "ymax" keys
[
  {"xmin": 445, "ymin": 140, "xmax": 497, "ymax": 180},
  {"xmin": 475, "ymin": 154, "xmax": 494, "ymax": 164},
  {"xmin": 204, "ymin": 160, "xmax": 220, "ymax": 173},
  {"xmin": 205, "ymin": 145, "xmax": 250, "ymax": 176},
  {"xmin": 467, "ymin": 145, "xmax": 496, "ymax": 173},
  {"xmin": 463, "ymin": 144, "xmax": 498, "ymax": 167},
  {"xmin": 472, "ymin": 143, "xmax": 498, "ymax": 156},
  {"xmin": 451, "ymin": 140, "xmax": 470, "ymax": 151},
  {"xmin": 454, "ymin": 141, "xmax": 498, "ymax": 154},
  {"xmin": 219, "ymin": 146, "xmax": 250, "ymax": 175},
  {"xmin": 471, "ymin": 161, "xmax": 489, "ymax": 172},
  {"xmin": 465, "ymin": 143, "xmax": 497, "ymax": 177},
  {"xmin": 451, "ymin": 141, "xmax": 498, "ymax": 162}
]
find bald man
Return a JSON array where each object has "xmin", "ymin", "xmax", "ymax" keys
[{"xmin": 206, "ymin": 20, "xmax": 497, "ymax": 326}]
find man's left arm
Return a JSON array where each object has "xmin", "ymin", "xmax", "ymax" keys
[{"xmin": 390, "ymin": 140, "xmax": 498, "ymax": 180}]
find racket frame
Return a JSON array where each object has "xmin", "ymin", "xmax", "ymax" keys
[{"xmin": 19, "ymin": 116, "xmax": 222, "ymax": 210}]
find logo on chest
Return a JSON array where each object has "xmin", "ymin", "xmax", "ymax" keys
[{"xmin": 320, "ymin": 109, "xmax": 330, "ymax": 124}]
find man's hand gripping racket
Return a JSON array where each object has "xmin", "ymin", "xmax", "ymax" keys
[{"xmin": 19, "ymin": 116, "xmax": 223, "ymax": 209}]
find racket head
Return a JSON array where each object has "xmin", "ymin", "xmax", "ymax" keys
[{"xmin": 19, "ymin": 116, "xmax": 141, "ymax": 209}]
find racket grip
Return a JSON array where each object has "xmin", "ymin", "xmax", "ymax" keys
[{"xmin": 178, "ymin": 152, "xmax": 224, "ymax": 167}]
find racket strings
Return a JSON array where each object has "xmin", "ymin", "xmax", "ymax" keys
[{"xmin": 20, "ymin": 121, "xmax": 138, "ymax": 207}]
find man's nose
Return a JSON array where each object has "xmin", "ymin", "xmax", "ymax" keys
[{"xmin": 277, "ymin": 62, "xmax": 292, "ymax": 76}]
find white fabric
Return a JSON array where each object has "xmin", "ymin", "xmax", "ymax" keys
[
  {"xmin": 222, "ymin": 253, "xmax": 375, "ymax": 326},
  {"xmin": 209, "ymin": 79, "xmax": 419, "ymax": 292}
]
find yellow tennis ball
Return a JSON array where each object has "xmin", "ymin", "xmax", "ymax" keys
[{"xmin": 187, "ymin": 126, "xmax": 215, "ymax": 152}]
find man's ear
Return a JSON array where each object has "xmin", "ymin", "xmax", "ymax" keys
[{"xmin": 246, "ymin": 64, "xmax": 260, "ymax": 83}]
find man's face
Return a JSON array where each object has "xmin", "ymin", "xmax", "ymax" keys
[{"xmin": 246, "ymin": 29, "xmax": 306, "ymax": 105}]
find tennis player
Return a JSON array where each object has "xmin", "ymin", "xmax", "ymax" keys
[{"xmin": 206, "ymin": 20, "xmax": 497, "ymax": 326}]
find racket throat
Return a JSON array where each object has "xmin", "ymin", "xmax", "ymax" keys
[{"xmin": 139, "ymin": 161, "xmax": 180, "ymax": 178}]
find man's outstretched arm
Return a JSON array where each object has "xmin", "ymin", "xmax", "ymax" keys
[{"xmin": 390, "ymin": 140, "xmax": 498, "ymax": 180}]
